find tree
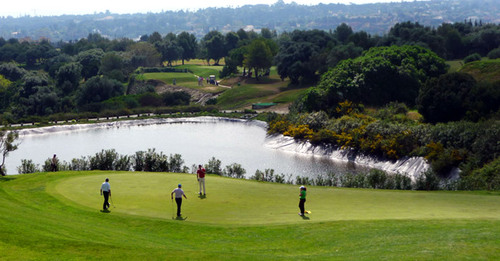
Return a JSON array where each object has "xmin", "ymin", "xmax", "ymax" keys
[
  {"xmin": 225, "ymin": 32, "xmax": 239, "ymax": 55},
  {"xmin": 0, "ymin": 129, "xmax": 19, "ymax": 176},
  {"xmin": 334, "ymin": 23, "xmax": 353, "ymax": 43},
  {"xmin": 155, "ymin": 40, "xmax": 183, "ymax": 67},
  {"xmin": 298, "ymin": 45, "xmax": 448, "ymax": 114},
  {"xmin": 326, "ymin": 42, "xmax": 363, "ymax": 68},
  {"xmin": 25, "ymin": 86, "xmax": 60, "ymax": 116},
  {"xmin": 243, "ymin": 39, "xmax": 273, "ymax": 80},
  {"xmin": 202, "ymin": 31, "xmax": 226, "ymax": 65},
  {"xmin": 417, "ymin": 72, "xmax": 476, "ymax": 123},
  {"xmin": 126, "ymin": 42, "xmax": 161, "ymax": 68},
  {"xmin": 99, "ymin": 52, "xmax": 125, "ymax": 82},
  {"xmin": 177, "ymin": 32, "xmax": 197, "ymax": 65},
  {"xmin": 24, "ymin": 40, "xmax": 58, "ymax": 68},
  {"xmin": 275, "ymin": 30, "xmax": 332, "ymax": 84},
  {"xmin": 261, "ymin": 28, "xmax": 275, "ymax": 39},
  {"xmin": 21, "ymin": 71, "xmax": 49, "ymax": 98},
  {"xmin": 147, "ymin": 32, "xmax": 163, "ymax": 44},
  {"xmin": 0, "ymin": 75, "xmax": 12, "ymax": 111},
  {"xmin": 56, "ymin": 62, "xmax": 82, "ymax": 95},
  {"xmin": 76, "ymin": 48, "xmax": 104, "ymax": 80},
  {"xmin": 77, "ymin": 76, "xmax": 125, "ymax": 106},
  {"xmin": 0, "ymin": 63, "xmax": 27, "ymax": 81}
]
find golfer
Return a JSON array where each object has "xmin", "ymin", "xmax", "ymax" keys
[
  {"xmin": 298, "ymin": 186, "xmax": 306, "ymax": 216},
  {"xmin": 171, "ymin": 184, "xmax": 187, "ymax": 217},
  {"xmin": 197, "ymin": 164, "xmax": 206, "ymax": 195},
  {"xmin": 100, "ymin": 178, "xmax": 111, "ymax": 210},
  {"xmin": 51, "ymin": 154, "xmax": 58, "ymax": 172}
]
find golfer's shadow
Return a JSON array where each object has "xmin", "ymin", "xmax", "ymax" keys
[
  {"xmin": 100, "ymin": 209, "xmax": 111, "ymax": 214},
  {"xmin": 173, "ymin": 216, "xmax": 188, "ymax": 221},
  {"xmin": 300, "ymin": 215, "xmax": 310, "ymax": 220},
  {"xmin": 198, "ymin": 194, "xmax": 207, "ymax": 199}
]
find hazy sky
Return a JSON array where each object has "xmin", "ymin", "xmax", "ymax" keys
[{"xmin": 1, "ymin": 0, "xmax": 418, "ymax": 17}]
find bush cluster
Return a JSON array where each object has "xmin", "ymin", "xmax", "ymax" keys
[
  {"xmin": 19, "ymin": 149, "xmax": 189, "ymax": 174},
  {"xmin": 267, "ymin": 107, "xmax": 499, "ymax": 190}
]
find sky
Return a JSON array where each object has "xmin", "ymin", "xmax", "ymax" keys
[{"xmin": 1, "ymin": 0, "xmax": 418, "ymax": 17}]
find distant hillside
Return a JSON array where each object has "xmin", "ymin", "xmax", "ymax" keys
[
  {"xmin": 460, "ymin": 59, "xmax": 500, "ymax": 83},
  {"xmin": 0, "ymin": 0, "xmax": 498, "ymax": 41}
]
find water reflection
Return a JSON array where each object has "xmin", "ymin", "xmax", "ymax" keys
[{"xmin": 7, "ymin": 118, "xmax": 368, "ymax": 177}]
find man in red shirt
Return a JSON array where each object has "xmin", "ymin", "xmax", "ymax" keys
[{"xmin": 197, "ymin": 165, "xmax": 206, "ymax": 195}]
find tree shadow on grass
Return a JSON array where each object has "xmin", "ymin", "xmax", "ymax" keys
[{"xmin": 0, "ymin": 177, "xmax": 15, "ymax": 182}]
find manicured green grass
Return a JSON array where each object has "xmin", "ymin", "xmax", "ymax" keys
[
  {"xmin": 271, "ymin": 88, "xmax": 308, "ymax": 104},
  {"xmin": 1, "ymin": 171, "xmax": 499, "ymax": 260},
  {"xmin": 142, "ymin": 72, "xmax": 198, "ymax": 87},
  {"xmin": 446, "ymin": 60, "xmax": 464, "ymax": 73},
  {"xmin": 141, "ymin": 72, "xmax": 227, "ymax": 93},
  {"xmin": 216, "ymin": 83, "xmax": 278, "ymax": 109},
  {"xmin": 177, "ymin": 64, "xmax": 223, "ymax": 78}
]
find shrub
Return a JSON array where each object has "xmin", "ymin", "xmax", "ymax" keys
[
  {"xmin": 366, "ymin": 169, "xmax": 388, "ymax": 189},
  {"xmin": 414, "ymin": 170, "xmax": 440, "ymax": 190},
  {"xmin": 461, "ymin": 157, "xmax": 500, "ymax": 190},
  {"xmin": 205, "ymin": 157, "xmax": 222, "ymax": 175},
  {"xmin": 138, "ymin": 92, "xmax": 163, "ymax": 107},
  {"xmin": 267, "ymin": 120, "xmax": 291, "ymax": 135},
  {"xmin": 143, "ymin": 148, "xmax": 169, "ymax": 172},
  {"xmin": 283, "ymin": 124, "xmax": 314, "ymax": 140},
  {"xmin": 251, "ymin": 169, "xmax": 276, "ymax": 182},
  {"xmin": 115, "ymin": 155, "xmax": 132, "ymax": 171},
  {"xmin": 487, "ymin": 48, "xmax": 500, "ymax": 59},
  {"xmin": 463, "ymin": 53, "xmax": 481, "ymax": 63},
  {"xmin": 206, "ymin": 98, "xmax": 217, "ymax": 105},
  {"xmin": 133, "ymin": 151, "xmax": 146, "ymax": 171},
  {"xmin": 17, "ymin": 159, "xmax": 40, "ymax": 174},
  {"xmin": 392, "ymin": 173, "xmax": 413, "ymax": 190},
  {"xmin": 341, "ymin": 172, "xmax": 367, "ymax": 188},
  {"xmin": 162, "ymin": 91, "xmax": 191, "ymax": 106},
  {"xmin": 69, "ymin": 157, "xmax": 91, "ymax": 171},
  {"xmin": 296, "ymin": 176, "xmax": 313, "ymax": 186},
  {"xmin": 168, "ymin": 154, "xmax": 184, "ymax": 173},
  {"xmin": 313, "ymin": 173, "xmax": 339, "ymax": 186},
  {"xmin": 41, "ymin": 158, "xmax": 71, "ymax": 172},
  {"xmin": 90, "ymin": 149, "xmax": 120, "ymax": 170},
  {"xmin": 223, "ymin": 163, "xmax": 246, "ymax": 178}
]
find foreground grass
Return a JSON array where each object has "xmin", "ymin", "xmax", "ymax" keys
[{"xmin": 1, "ymin": 171, "xmax": 499, "ymax": 260}]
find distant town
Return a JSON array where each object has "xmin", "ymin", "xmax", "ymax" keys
[{"xmin": 0, "ymin": 0, "xmax": 498, "ymax": 42}]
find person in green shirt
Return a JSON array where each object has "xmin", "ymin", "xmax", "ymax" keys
[{"xmin": 298, "ymin": 186, "xmax": 307, "ymax": 216}]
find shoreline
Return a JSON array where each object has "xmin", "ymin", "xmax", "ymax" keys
[{"xmin": 15, "ymin": 116, "xmax": 429, "ymax": 179}]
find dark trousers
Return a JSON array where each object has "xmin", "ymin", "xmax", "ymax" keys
[
  {"xmin": 175, "ymin": 198, "xmax": 182, "ymax": 216},
  {"xmin": 103, "ymin": 191, "xmax": 110, "ymax": 210},
  {"xmin": 299, "ymin": 198, "xmax": 306, "ymax": 214}
]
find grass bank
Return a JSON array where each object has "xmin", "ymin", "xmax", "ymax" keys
[{"xmin": 1, "ymin": 171, "xmax": 499, "ymax": 260}]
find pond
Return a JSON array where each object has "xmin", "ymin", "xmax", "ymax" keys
[{"xmin": 6, "ymin": 117, "xmax": 369, "ymax": 177}]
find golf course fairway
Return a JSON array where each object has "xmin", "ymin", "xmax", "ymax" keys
[{"xmin": 1, "ymin": 171, "xmax": 499, "ymax": 260}]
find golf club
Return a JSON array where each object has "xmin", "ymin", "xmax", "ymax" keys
[
  {"xmin": 110, "ymin": 195, "xmax": 115, "ymax": 208},
  {"xmin": 171, "ymin": 197, "xmax": 175, "ymax": 219}
]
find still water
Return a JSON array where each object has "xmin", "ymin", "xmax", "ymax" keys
[{"xmin": 7, "ymin": 117, "xmax": 362, "ymax": 177}]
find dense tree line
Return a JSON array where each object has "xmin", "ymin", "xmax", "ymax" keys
[{"xmin": 0, "ymin": 21, "xmax": 499, "ymax": 122}]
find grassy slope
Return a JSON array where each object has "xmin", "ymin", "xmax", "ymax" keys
[
  {"xmin": 137, "ymin": 63, "xmax": 309, "ymax": 110},
  {"xmin": 1, "ymin": 171, "xmax": 499, "ymax": 260},
  {"xmin": 459, "ymin": 58, "xmax": 500, "ymax": 82}
]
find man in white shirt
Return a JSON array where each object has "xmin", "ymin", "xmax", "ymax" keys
[
  {"xmin": 100, "ymin": 178, "xmax": 111, "ymax": 210},
  {"xmin": 171, "ymin": 184, "xmax": 187, "ymax": 217}
]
